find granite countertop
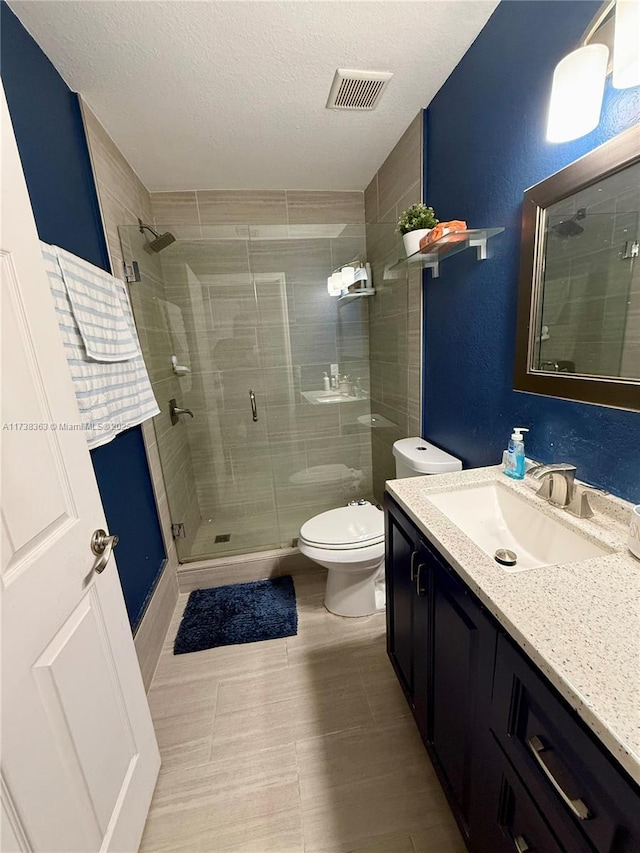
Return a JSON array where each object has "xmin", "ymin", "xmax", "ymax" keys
[{"xmin": 386, "ymin": 465, "xmax": 640, "ymax": 786}]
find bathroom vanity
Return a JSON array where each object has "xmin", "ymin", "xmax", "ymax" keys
[{"xmin": 384, "ymin": 467, "xmax": 640, "ymax": 853}]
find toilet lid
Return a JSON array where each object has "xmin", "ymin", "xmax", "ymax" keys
[{"xmin": 300, "ymin": 504, "xmax": 384, "ymax": 548}]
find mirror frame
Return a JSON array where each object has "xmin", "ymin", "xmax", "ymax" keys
[{"xmin": 514, "ymin": 123, "xmax": 640, "ymax": 412}]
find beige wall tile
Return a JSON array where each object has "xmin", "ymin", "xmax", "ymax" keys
[
  {"xmin": 197, "ymin": 190, "xmax": 287, "ymax": 225},
  {"xmin": 134, "ymin": 562, "xmax": 179, "ymax": 691},
  {"xmin": 364, "ymin": 175, "xmax": 379, "ymax": 224},
  {"xmin": 377, "ymin": 113, "xmax": 423, "ymax": 222},
  {"xmin": 287, "ymin": 191, "xmax": 365, "ymax": 225},
  {"xmin": 150, "ymin": 191, "xmax": 200, "ymax": 227},
  {"xmin": 365, "ymin": 111, "xmax": 423, "ymax": 495},
  {"xmin": 395, "ymin": 179, "xmax": 423, "ymax": 222}
]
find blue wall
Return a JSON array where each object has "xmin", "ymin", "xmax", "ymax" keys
[
  {"xmin": 423, "ymin": 0, "xmax": 640, "ymax": 502},
  {"xmin": 1, "ymin": 2, "xmax": 166, "ymax": 627}
]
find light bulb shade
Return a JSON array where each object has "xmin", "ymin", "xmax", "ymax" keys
[
  {"xmin": 547, "ymin": 44, "xmax": 609, "ymax": 142},
  {"xmin": 613, "ymin": 1, "xmax": 640, "ymax": 88},
  {"xmin": 341, "ymin": 266, "xmax": 356, "ymax": 287}
]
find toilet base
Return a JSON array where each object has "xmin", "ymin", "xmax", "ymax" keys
[{"xmin": 324, "ymin": 561, "xmax": 385, "ymax": 618}]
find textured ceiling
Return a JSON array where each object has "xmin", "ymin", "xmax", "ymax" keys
[{"xmin": 9, "ymin": 0, "xmax": 498, "ymax": 192}]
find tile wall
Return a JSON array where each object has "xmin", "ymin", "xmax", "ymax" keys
[
  {"xmin": 81, "ymin": 103, "xmax": 181, "ymax": 687},
  {"xmin": 148, "ymin": 190, "xmax": 373, "ymax": 560},
  {"xmin": 364, "ymin": 113, "xmax": 424, "ymax": 501},
  {"xmin": 540, "ymin": 165, "xmax": 640, "ymax": 379}
]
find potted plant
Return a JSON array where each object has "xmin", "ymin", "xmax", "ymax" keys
[{"xmin": 397, "ymin": 203, "xmax": 439, "ymax": 256}]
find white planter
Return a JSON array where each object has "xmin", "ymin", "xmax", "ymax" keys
[{"xmin": 402, "ymin": 228, "xmax": 431, "ymax": 256}]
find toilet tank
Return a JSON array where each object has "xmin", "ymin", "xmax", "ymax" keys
[{"xmin": 393, "ymin": 437, "xmax": 462, "ymax": 478}]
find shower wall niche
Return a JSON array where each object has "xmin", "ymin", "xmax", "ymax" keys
[{"xmin": 121, "ymin": 190, "xmax": 373, "ymax": 562}]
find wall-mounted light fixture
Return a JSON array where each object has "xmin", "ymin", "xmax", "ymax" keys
[
  {"xmin": 547, "ymin": 0, "xmax": 640, "ymax": 143},
  {"xmin": 327, "ymin": 261, "xmax": 373, "ymax": 297},
  {"xmin": 613, "ymin": 1, "xmax": 640, "ymax": 88}
]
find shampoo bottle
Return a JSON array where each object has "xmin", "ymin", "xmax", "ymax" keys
[
  {"xmin": 323, "ymin": 372, "xmax": 331, "ymax": 391},
  {"xmin": 504, "ymin": 427, "xmax": 529, "ymax": 480}
]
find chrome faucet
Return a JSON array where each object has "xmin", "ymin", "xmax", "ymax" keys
[
  {"xmin": 529, "ymin": 463, "xmax": 576, "ymax": 508},
  {"xmin": 529, "ymin": 463, "xmax": 606, "ymax": 518},
  {"xmin": 169, "ymin": 398, "xmax": 194, "ymax": 425}
]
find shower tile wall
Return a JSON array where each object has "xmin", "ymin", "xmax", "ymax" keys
[
  {"xmin": 83, "ymin": 104, "xmax": 200, "ymax": 566},
  {"xmin": 364, "ymin": 113, "xmax": 423, "ymax": 502},
  {"xmin": 82, "ymin": 103, "xmax": 186, "ymax": 688},
  {"xmin": 540, "ymin": 167, "xmax": 640, "ymax": 379},
  {"xmin": 149, "ymin": 190, "xmax": 373, "ymax": 560}
]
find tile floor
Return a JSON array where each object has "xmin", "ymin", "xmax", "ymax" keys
[{"xmin": 140, "ymin": 564, "xmax": 465, "ymax": 853}]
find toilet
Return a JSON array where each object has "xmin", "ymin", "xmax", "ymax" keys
[{"xmin": 299, "ymin": 437, "xmax": 462, "ymax": 617}]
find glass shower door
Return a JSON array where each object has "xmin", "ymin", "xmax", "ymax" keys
[
  {"xmin": 119, "ymin": 219, "xmax": 373, "ymax": 563},
  {"xmin": 119, "ymin": 225, "xmax": 280, "ymax": 561}
]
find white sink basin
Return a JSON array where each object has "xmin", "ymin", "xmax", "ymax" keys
[
  {"xmin": 427, "ymin": 481, "xmax": 611, "ymax": 571},
  {"xmin": 302, "ymin": 390, "xmax": 364, "ymax": 405}
]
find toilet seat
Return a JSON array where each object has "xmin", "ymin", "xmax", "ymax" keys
[{"xmin": 299, "ymin": 505, "xmax": 384, "ymax": 551}]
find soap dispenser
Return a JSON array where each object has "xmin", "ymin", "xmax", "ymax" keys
[{"xmin": 504, "ymin": 427, "xmax": 529, "ymax": 480}]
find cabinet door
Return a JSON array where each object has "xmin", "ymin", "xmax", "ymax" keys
[
  {"xmin": 411, "ymin": 539, "xmax": 432, "ymax": 741},
  {"xmin": 384, "ymin": 497, "xmax": 418, "ymax": 702},
  {"xmin": 429, "ymin": 555, "xmax": 496, "ymax": 833}
]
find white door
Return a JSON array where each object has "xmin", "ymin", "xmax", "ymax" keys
[{"xmin": 0, "ymin": 85, "xmax": 160, "ymax": 852}]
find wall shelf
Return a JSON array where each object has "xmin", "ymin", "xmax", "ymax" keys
[
  {"xmin": 337, "ymin": 288, "xmax": 375, "ymax": 304},
  {"xmin": 386, "ymin": 227, "xmax": 505, "ymax": 279}
]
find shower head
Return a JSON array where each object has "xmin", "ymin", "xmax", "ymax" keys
[
  {"xmin": 551, "ymin": 207, "xmax": 586, "ymax": 239},
  {"xmin": 138, "ymin": 220, "xmax": 176, "ymax": 253}
]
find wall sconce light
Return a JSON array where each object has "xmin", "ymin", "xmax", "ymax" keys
[
  {"xmin": 547, "ymin": 44, "xmax": 609, "ymax": 142},
  {"xmin": 547, "ymin": 0, "xmax": 639, "ymax": 143},
  {"xmin": 613, "ymin": 1, "xmax": 640, "ymax": 88}
]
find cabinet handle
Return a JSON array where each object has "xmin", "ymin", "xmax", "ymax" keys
[
  {"xmin": 513, "ymin": 835, "xmax": 530, "ymax": 853},
  {"xmin": 527, "ymin": 735, "xmax": 591, "ymax": 821},
  {"xmin": 415, "ymin": 563, "xmax": 427, "ymax": 596},
  {"xmin": 410, "ymin": 550, "xmax": 418, "ymax": 581}
]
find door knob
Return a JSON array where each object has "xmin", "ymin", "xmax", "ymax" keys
[{"xmin": 91, "ymin": 529, "xmax": 119, "ymax": 574}]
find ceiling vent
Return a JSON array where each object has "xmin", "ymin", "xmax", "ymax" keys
[{"xmin": 326, "ymin": 69, "xmax": 393, "ymax": 110}]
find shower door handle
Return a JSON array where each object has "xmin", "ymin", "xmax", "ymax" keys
[{"xmin": 249, "ymin": 389, "xmax": 258, "ymax": 422}]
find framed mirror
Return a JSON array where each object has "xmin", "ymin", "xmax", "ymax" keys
[{"xmin": 514, "ymin": 123, "xmax": 640, "ymax": 411}]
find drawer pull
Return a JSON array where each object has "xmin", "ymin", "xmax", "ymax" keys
[
  {"xmin": 527, "ymin": 735, "xmax": 591, "ymax": 821},
  {"xmin": 415, "ymin": 563, "xmax": 427, "ymax": 596},
  {"xmin": 410, "ymin": 550, "xmax": 418, "ymax": 581},
  {"xmin": 513, "ymin": 835, "xmax": 530, "ymax": 853}
]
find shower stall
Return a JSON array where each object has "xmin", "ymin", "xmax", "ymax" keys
[{"xmin": 119, "ymin": 221, "xmax": 374, "ymax": 562}]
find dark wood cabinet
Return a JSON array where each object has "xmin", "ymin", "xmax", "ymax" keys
[
  {"xmin": 384, "ymin": 500, "xmax": 431, "ymax": 742},
  {"xmin": 385, "ymin": 494, "xmax": 640, "ymax": 853},
  {"xmin": 428, "ymin": 540, "xmax": 497, "ymax": 837},
  {"xmin": 385, "ymin": 501, "xmax": 417, "ymax": 704}
]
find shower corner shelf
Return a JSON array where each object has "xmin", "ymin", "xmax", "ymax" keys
[
  {"xmin": 386, "ymin": 227, "xmax": 505, "ymax": 279},
  {"xmin": 338, "ymin": 287, "xmax": 376, "ymax": 304}
]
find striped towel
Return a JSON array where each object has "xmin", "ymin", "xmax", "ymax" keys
[
  {"xmin": 55, "ymin": 245, "xmax": 140, "ymax": 361},
  {"xmin": 42, "ymin": 243, "xmax": 160, "ymax": 449}
]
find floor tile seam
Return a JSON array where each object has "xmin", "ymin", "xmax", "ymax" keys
[
  {"xmin": 147, "ymin": 776, "xmax": 301, "ymax": 821},
  {"xmin": 153, "ymin": 746, "xmax": 299, "ymax": 791},
  {"xmin": 292, "ymin": 719, "xmax": 402, "ymax": 752},
  {"xmin": 214, "ymin": 662, "xmax": 368, "ymax": 710},
  {"xmin": 147, "ymin": 691, "xmax": 220, "ymax": 716},
  {"xmin": 214, "ymin": 684, "xmax": 375, "ymax": 719},
  {"xmin": 155, "ymin": 744, "xmax": 213, "ymax": 776},
  {"xmin": 213, "ymin": 667, "xmax": 368, "ymax": 704},
  {"xmin": 296, "ymin": 769, "xmax": 444, "ymax": 807},
  {"xmin": 355, "ymin": 663, "xmax": 378, "ymax": 723},
  {"xmin": 206, "ymin": 681, "xmax": 222, "ymax": 762}
]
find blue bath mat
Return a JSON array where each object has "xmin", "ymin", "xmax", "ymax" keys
[{"xmin": 173, "ymin": 575, "xmax": 298, "ymax": 655}]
